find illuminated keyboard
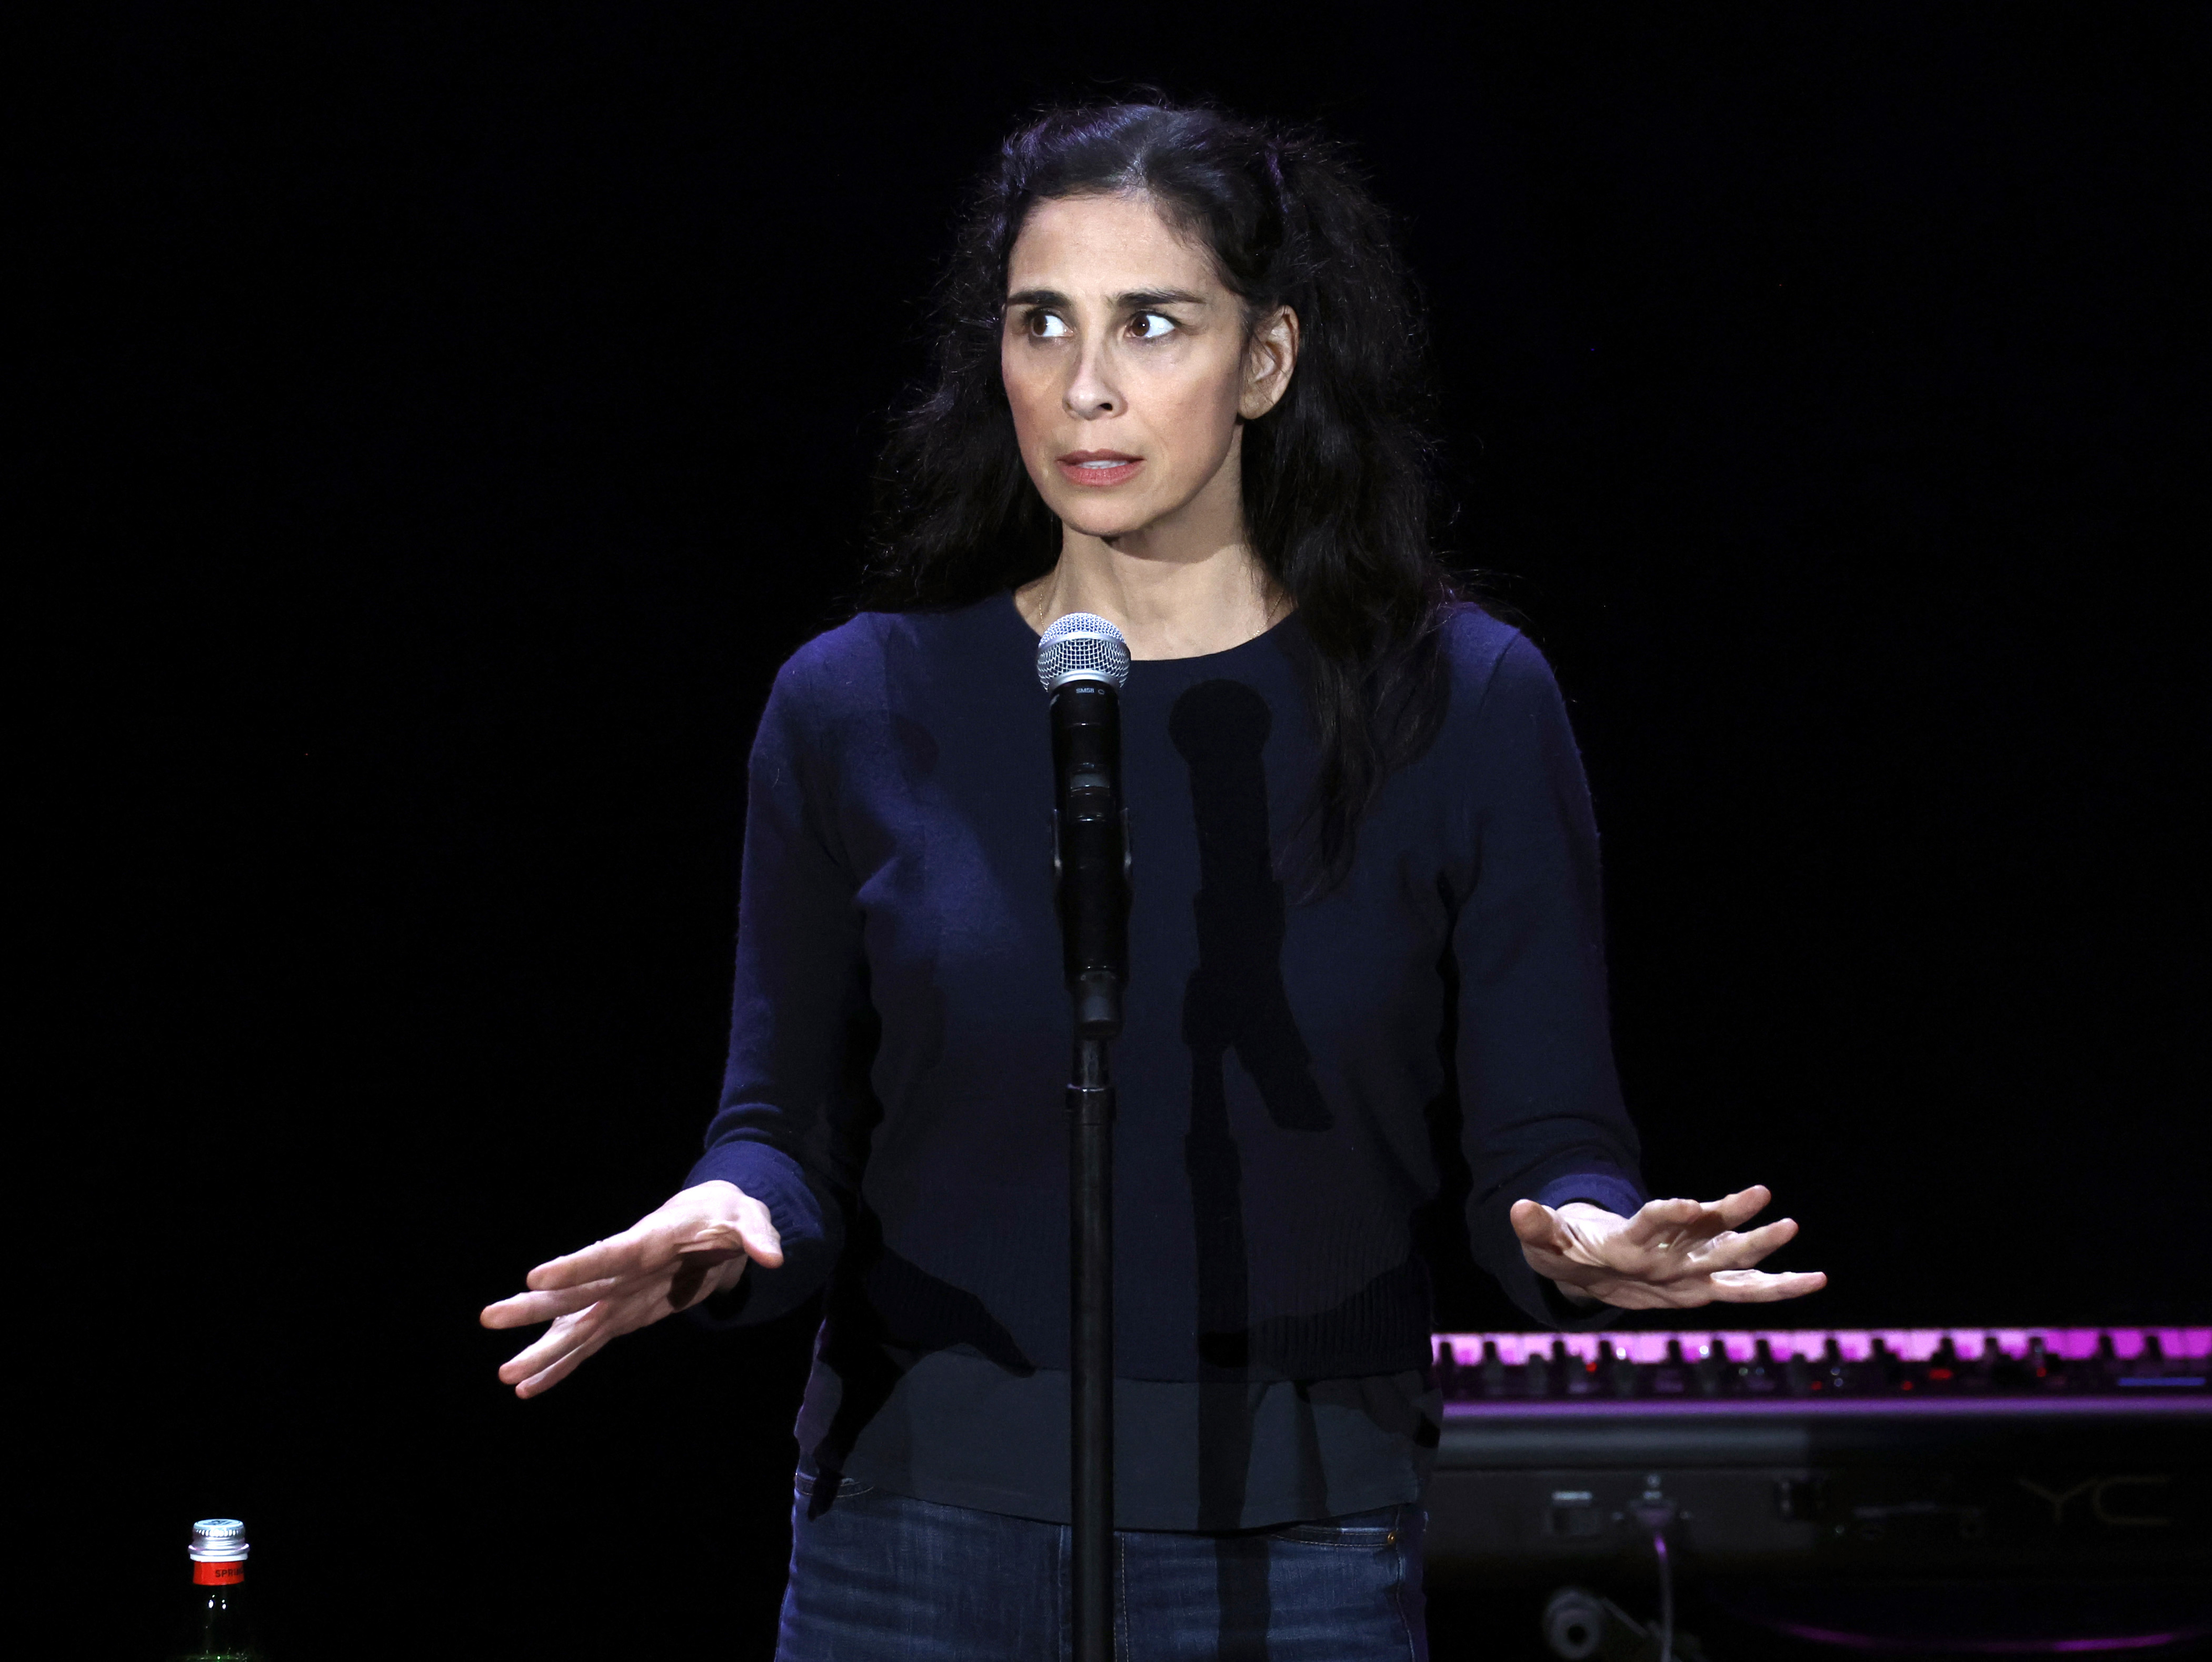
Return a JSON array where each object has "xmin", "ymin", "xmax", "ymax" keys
[{"xmin": 1431, "ymin": 1326, "xmax": 2210, "ymax": 1412}]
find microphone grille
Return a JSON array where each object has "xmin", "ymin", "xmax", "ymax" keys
[{"xmin": 1036, "ymin": 612, "xmax": 1131, "ymax": 691}]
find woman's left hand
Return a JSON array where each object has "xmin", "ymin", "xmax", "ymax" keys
[{"xmin": 1511, "ymin": 1185, "xmax": 1826, "ymax": 1309}]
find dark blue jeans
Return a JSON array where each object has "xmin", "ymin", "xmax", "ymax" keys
[{"xmin": 776, "ymin": 1472, "xmax": 1428, "ymax": 1661}]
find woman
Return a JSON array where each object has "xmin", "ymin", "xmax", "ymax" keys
[{"xmin": 483, "ymin": 102, "xmax": 1823, "ymax": 1660}]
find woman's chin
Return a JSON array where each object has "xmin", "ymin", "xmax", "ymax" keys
[{"xmin": 1054, "ymin": 505, "xmax": 1159, "ymax": 545}]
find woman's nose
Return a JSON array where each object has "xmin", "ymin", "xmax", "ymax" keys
[{"xmin": 1063, "ymin": 343, "xmax": 1120, "ymax": 418}]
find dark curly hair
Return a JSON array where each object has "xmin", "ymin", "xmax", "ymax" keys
[{"xmin": 864, "ymin": 101, "xmax": 1455, "ymax": 891}]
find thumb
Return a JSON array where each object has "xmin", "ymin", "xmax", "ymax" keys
[
  {"xmin": 1510, "ymin": 1198, "xmax": 1561, "ymax": 1247},
  {"xmin": 733, "ymin": 1204, "xmax": 785, "ymax": 1269},
  {"xmin": 678, "ymin": 1198, "xmax": 785, "ymax": 1270}
]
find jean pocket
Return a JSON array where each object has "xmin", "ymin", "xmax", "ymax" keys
[
  {"xmin": 793, "ymin": 1470, "xmax": 875, "ymax": 1503},
  {"xmin": 1265, "ymin": 1510, "xmax": 1405, "ymax": 1550}
]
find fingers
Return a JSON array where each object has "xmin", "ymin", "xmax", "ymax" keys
[
  {"xmin": 497, "ymin": 1307, "xmax": 604, "ymax": 1390},
  {"xmin": 495, "ymin": 1278, "xmax": 671, "ymax": 1393},
  {"xmin": 1573, "ymin": 1264, "xmax": 1829, "ymax": 1310},
  {"xmin": 1703, "ymin": 1268, "xmax": 1828, "ymax": 1303},
  {"xmin": 1620, "ymin": 1196, "xmax": 1708, "ymax": 1248},
  {"xmin": 1707, "ymin": 1184, "xmax": 1774, "ymax": 1229},
  {"xmin": 1687, "ymin": 1216, "xmax": 1798, "ymax": 1272},
  {"xmin": 524, "ymin": 1221, "xmax": 664, "ymax": 1293},
  {"xmin": 509, "ymin": 1316, "xmax": 620, "ymax": 1398},
  {"xmin": 480, "ymin": 1276, "xmax": 624, "ymax": 1330},
  {"xmin": 1622, "ymin": 1187, "xmax": 1772, "ymax": 1245},
  {"xmin": 514, "ymin": 1343, "xmax": 598, "ymax": 1398},
  {"xmin": 483, "ymin": 1183, "xmax": 787, "ymax": 1398},
  {"xmin": 521, "ymin": 1189, "xmax": 784, "ymax": 1294},
  {"xmin": 1547, "ymin": 1183, "xmax": 1819, "ymax": 1310}
]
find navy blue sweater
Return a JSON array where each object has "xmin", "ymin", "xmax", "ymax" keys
[{"xmin": 690, "ymin": 596, "xmax": 1644, "ymax": 1522}]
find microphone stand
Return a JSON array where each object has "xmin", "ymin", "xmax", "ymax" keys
[
  {"xmin": 1068, "ymin": 1031, "xmax": 1114, "ymax": 1662},
  {"xmin": 1047, "ymin": 664, "xmax": 1129, "ymax": 1662}
]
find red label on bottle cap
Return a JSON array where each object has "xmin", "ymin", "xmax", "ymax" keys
[{"xmin": 194, "ymin": 1560, "xmax": 245, "ymax": 1586}]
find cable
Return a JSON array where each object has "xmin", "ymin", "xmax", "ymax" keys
[
  {"xmin": 1631, "ymin": 1492, "xmax": 1677, "ymax": 1662},
  {"xmin": 1650, "ymin": 1525, "xmax": 1674, "ymax": 1662}
]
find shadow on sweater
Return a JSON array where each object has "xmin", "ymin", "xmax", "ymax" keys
[{"xmin": 1172, "ymin": 678, "xmax": 1328, "ymax": 1640}]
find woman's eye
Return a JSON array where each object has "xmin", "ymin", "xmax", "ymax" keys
[
  {"xmin": 1129, "ymin": 312, "xmax": 1177, "ymax": 339},
  {"xmin": 1027, "ymin": 311, "xmax": 1071, "ymax": 339}
]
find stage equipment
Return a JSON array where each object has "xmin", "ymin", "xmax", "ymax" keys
[
  {"xmin": 1427, "ymin": 1326, "xmax": 2210, "ymax": 1654},
  {"xmin": 1037, "ymin": 613, "xmax": 1132, "ymax": 1662}
]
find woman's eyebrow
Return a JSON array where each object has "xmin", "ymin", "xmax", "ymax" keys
[
  {"xmin": 1003, "ymin": 286, "xmax": 1211, "ymax": 309},
  {"xmin": 1117, "ymin": 289, "xmax": 1208, "ymax": 309}
]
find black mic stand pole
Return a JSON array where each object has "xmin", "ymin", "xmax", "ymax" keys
[
  {"xmin": 1068, "ymin": 1028, "xmax": 1115, "ymax": 1662},
  {"xmin": 1042, "ymin": 635, "xmax": 1131, "ymax": 1662}
]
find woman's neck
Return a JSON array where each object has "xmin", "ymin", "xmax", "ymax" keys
[{"xmin": 1014, "ymin": 525, "xmax": 1288, "ymax": 662}]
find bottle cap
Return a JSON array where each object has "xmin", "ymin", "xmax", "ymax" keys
[{"xmin": 190, "ymin": 1519, "xmax": 249, "ymax": 1562}]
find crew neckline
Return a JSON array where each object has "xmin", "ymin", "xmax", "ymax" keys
[{"xmin": 998, "ymin": 590, "xmax": 1298, "ymax": 670}]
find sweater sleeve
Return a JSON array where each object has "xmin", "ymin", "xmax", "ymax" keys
[
  {"xmin": 684, "ymin": 649, "xmax": 871, "ymax": 1325},
  {"xmin": 1452, "ymin": 633, "xmax": 1647, "ymax": 1327}
]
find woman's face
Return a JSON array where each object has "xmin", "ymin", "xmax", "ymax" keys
[{"xmin": 1000, "ymin": 191, "xmax": 1296, "ymax": 545}]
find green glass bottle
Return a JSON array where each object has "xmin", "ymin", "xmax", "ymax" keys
[{"xmin": 174, "ymin": 1518, "xmax": 259, "ymax": 1661}]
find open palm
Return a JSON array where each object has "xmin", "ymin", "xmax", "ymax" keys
[{"xmin": 1512, "ymin": 1185, "xmax": 1825, "ymax": 1310}]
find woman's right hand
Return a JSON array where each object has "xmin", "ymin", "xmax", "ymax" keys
[{"xmin": 479, "ymin": 1179, "xmax": 784, "ymax": 1398}]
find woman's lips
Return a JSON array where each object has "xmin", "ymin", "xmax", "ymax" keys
[{"xmin": 1055, "ymin": 451, "xmax": 1144, "ymax": 487}]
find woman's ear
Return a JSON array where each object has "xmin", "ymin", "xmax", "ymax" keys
[{"xmin": 1240, "ymin": 306, "xmax": 1300, "ymax": 420}]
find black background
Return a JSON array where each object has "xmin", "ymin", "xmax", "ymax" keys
[{"xmin": 44, "ymin": 4, "xmax": 2204, "ymax": 1658}]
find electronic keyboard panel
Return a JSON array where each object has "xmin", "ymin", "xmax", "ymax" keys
[{"xmin": 1432, "ymin": 1325, "xmax": 2209, "ymax": 1409}]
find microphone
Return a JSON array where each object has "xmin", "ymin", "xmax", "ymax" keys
[
  {"xmin": 1036, "ymin": 611, "xmax": 1129, "ymax": 1662},
  {"xmin": 1036, "ymin": 612, "xmax": 1131, "ymax": 1036}
]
